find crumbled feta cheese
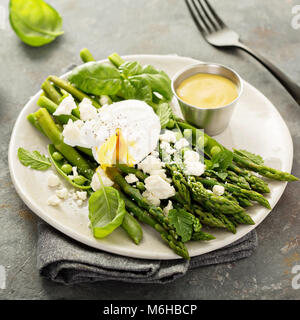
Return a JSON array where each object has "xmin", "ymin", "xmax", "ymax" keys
[
  {"xmin": 48, "ymin": 174, "xmax": 60, "ymax": 187},
  {"xmin": 159, "ymin": 130, "xmax": 177, "ymax": 143},
  {"xmin": 163, "ymin": 200, "xmax": 173, "ymax": 215},
  {"xmin": 76, "ymin": 199, "xmax": 83, "ymax": 206},
  {"xmin": 142, "ymin": 190, "xmax": 161, "ymax": 207},
  {"xmin": 149, "ymin": 169, "xmax": 167, "ymax": 181},
  {"xmin": 212, "ymin": 185, "xmax": 225, "ymax": 196},
  {"xmin": 99, "ymin": 95, "xmax": 110, "ymax": 106},
  {"xmin": 76, "ymin": 191, "xmax": 87, "ymax": 201},
  {"xmin": 184, "ymin": 150, "xmax": 200, "ymax": 163},
  {"xmin": 138, "ymin": 155, "xmax": 163, "ymax": 174},
  {"xmin": 72, "ymin": 166, "xmax": 78, "ymax": 177},
  {"xmin": 144, "ymin": 175, "xmax": 175, "ymax": 199},
  {"xmin": 184, "ymin": 162, "xmax": 206, "ymax": 177},
  {"xmin": 55, "ymin": 188, "xmax": 69, "ymax": 199},
  {"xmin": 174, "ymin": 138, "xmax": 189, "ymax": 150},
  {"xmin": 160, "ymin": 141, "xmax": 176, "ymax": 155},
  {"xmin": 206, "ymin": 189, "xmax": 213, "ymax": 194},
  {"xmin": 53, "ymin": 95, "xmax": 77, "ymax": 116},
  {"xmin": 91, "ymin": 168, "xmax": 114, "ymax": 191},
  {"xmin": 79, "ymin": 98, "xmax": 97, "ymax": 121},
  {"xmin": 125, "ymin": 173, "xmax": 139, "ymax": 184},
  {"xmin": 62, "ymin": 119, "xmax": 81, "ymax": 147},
  {"xmin": 47, "ymin": 195, "xmax": 61, "ymax": 206}
]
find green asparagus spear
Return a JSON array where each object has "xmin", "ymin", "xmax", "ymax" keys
[
  {"xmin": 116, "ymin": 164, "xmax": 148, "ymax": 181},
  {"xmin": 214, "ymin": 212, "xmax": 237, "ymax": 234},
  {"xmin": 176, "ymin": 119, "xmax": 298, "ymax": 182},
  {"xmin": 47, "ymin": 75, "xmax": 101, "ymax": 109},
  {"xmin": 80, "ymin": 48, "xmax": 96, "ymax": 63},
  {"xmin": 197, "ymin": 177, "xmax": 271, "ymax": 209},
  {"xmin": 108, "ymin": 53, "xmax": 125, "ymax": 68},
  {"xmin": 187, "ymin": 177, "xmax": 245, "ymax": 215},
  {"xmin": 118, "ymin": 190, "xmax": 189, "ymax": 259},
  {"xmin": 41, "ymin": 79, "xmax": 62, "ymax": 104},
  {"xmin": 191, "ymin": 231, "xmax": 215, "ymax": 241},
  {"xmin": 193, "ymin": 205, "xmax": 226, "ymax": 229},
  {"xmin": 34, "ymin": 108, "xmax": 94, "ymax": 180}
]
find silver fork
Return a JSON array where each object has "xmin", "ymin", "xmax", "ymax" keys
[{"xmin": 185, "ymin": 0, "xmax": 300, "ymax": 105}]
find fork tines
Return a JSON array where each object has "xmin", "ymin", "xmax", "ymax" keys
[{"xmin": 185, "ymin": 0, "xmax": 226, "ymax": 34}]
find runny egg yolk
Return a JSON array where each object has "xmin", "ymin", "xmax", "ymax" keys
[{"xmin": 96, "ymin": 128, "xmax": 135, "ymax": 170}]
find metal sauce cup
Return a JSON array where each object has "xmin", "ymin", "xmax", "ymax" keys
[{"xmin": 172, "ymin": 63, "xmax": 243, "ymax": 136}]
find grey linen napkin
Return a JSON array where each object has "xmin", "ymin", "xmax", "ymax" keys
[{"xmin": 37, "ymin": 222, "xmax": 257, "ymax": 285}]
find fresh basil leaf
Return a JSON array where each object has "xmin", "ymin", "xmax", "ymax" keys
[
  {"xmin": 88, "ymin": 187, "xmax": 126, "ymax": 238},
  {"xmin": 208, "ymin": 149, "xmax": 233, "ymax": 171},
  {"xmin": 233, "ymin": 149, "xmax": 264, "ymax": 165},
  {"xmin": 121, "ymin": 77, "xmax": 152, "ymax": 103},
  {"xmin": 156, "ymin": 102, "xmax": 172, "ymax": 128},
  {"xmin": 69, "ymin": 62, "xmax": 122, "ymax": 96},
  {"xmin": 168, "ymin": 208, "xmax": 194, "ymax": 242},
  {"xmin": 18, "ymin": 147, "xmax": 51, "ymax": 170},
  {"xmin": 119, "ymin": 61, "xmax": 143, "ymax": 77},
  {"xmin": 9, "ymin": 0, "xmax": 63, "ymax": 47}
]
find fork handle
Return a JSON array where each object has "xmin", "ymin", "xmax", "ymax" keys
[{"xmin": 236, "ymin": 42, "xmax": 300, "ymax": 105}]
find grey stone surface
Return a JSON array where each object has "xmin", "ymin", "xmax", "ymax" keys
[{"xmin": 0, "ymin": 0, "xmax": 299, "ymax": 299}]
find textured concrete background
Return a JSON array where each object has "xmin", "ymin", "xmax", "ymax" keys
[{"xmin": 1, "ymin": 0, "xmax": 300, "ymax": 299}]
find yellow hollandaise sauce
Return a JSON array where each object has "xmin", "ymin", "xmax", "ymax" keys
[{"xmin": 176, "ymin": 73, "xmax": 238, "ymax": 109}]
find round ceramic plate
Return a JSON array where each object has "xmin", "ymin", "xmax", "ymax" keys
[{"xmin": 8, "ymin": 55, "xmax": 294, "ymax": 260}]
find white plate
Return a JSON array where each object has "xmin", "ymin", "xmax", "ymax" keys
[{"xmin": 8, "ymin": 55, "xmax": 294, "ymax": 260}]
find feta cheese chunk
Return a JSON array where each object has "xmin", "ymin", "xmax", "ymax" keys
[
  {"xmin": 72, "ymin": 166, "xmax": 78, "ymax": 177},
  {"xmin": 79, "ymin": 98, "xmax": 97, "ymax": 121},
  {"xmin": 212, "ymin": 185, "xmax": 225, "ymax": 196},
  {"xmin": 76, "ymin": 191, "xmax": 87, "ymax": 201},
  {"xmin": 174, "ymin": 138, "xmax": 189, "ymax": 150},
  {"xmin": 184, "ymin": 161, "xmax": 206, "ymax": 177},
  {"xmin": 53, "ymin": 95, "xmax": 76, "ymax": 116},
  {"xmin": 160, "ymin": 141, "xmax": 176, "ymax": 155},
  {"xmin": 125, "ymin": 173, "xmax": 139, "ymax": 184},
  {"xmin": 184, "ymin": 150, "xmax": 200, "ymax": 163},
  {"xmin": 48, "ymin": 174, "xmax": 60, "ymax": 187},
  {"xmin": 163, "ymin": 200, "xmax": 173, "ymax": 215},
  {"xmin": 56, "ymin": 188, "xmax": 69, "ymax": 199},
  {"xmin": 76, "ymin": 199, "xmax": 83, "ymax": 206},
  {"xmin": 91, "ymin": 168, "xmax": 114, "ymax": 191},
  {"xmin": 138, "ymin": 155, "xmax": 163, "ymax": 174},
  {"xmin": 159, "ymin": 130, "xmax": 177, "ymax": 143},
  {"xmin": 142, "ymin": 190, "xmax": 161, "ymax": 207},
  {"xmin": 62, "ymin": 119, "xmax": 81, "ymax": 147},
  {"xmin": 144, "ymin": 175, "xmax": 175, "ymax": 200},
  {"xmin": 47, "ymin": 195, "xmax": 61, "ymax": 206}
]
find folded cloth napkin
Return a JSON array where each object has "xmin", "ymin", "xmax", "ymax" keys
[{"xmin": 37, "ymin": 221, "xmax": 257, "ymax": 285}]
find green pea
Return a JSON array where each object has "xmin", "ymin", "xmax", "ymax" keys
[
  {"xmin": 183, "ymin": 129, "xmax": 192, "ymax": 140},
  {"xmin": 52, "ymin": 151, "xmax": 64, "ymax": 161},
  {"xmin": 61, "ymin": 163, "xmax": 73, "ymax": 174},
  {"xmin": 73, "ymin": 175, "xmax": 87, "ymax": 185},
  {"xmin": 210, "ymin": 146, "xmax": 221, "ymax": 157},
  {"xmin": 197, "ymin": 135, "xmax": 208, "ymax": 148},
  {"xmin": 166, "ymin": 119, "xmax": 175, "ymax": 129}
]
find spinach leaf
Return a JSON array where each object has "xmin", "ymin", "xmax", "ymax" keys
[
  {"xmin": 9, "ymin": 0, "xmax": 63, "ymax": 47},
  {"xmin": 69, "ymin": 62, "xmax": 122, "ymax": 96},
  {"xmin": 18, "ymin": 147, "xmax": 51, "ymax": 170},
  {"xmin": 168, "ymin": 208, "xmax": 194, "ymax": 242},
  {"xmin": 88, "ymin": 186, "xmax": 126, "ymax": 238},
  {"xmin": 121, "ymin": 77, "xmax": 153, "ymax": 103},
  {"xmin": 156, "ymin": 102, "xmax": 172, "ymax": 128},
  {"xmin": 233, "ymin": 149, "xmax": 264, "ymax": 165},
  {"xmin": 119, "ymin": 61, "xmax": 143, "ymax": 77}
]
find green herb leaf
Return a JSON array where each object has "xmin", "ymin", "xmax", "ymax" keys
[
  {"xmin": 168, "ymin": 208, "xmax": 194, "ymax": 242},
  {"xmin": 207, "ymin": 149, "xmax": 233, "ymax": 172},
  {"xmin": 156, "ymin": 102, "xmax": 172, "ymax": 128},
  {"xmin": 69, "ymin": 62, "xmax": 122, "ymax": 96},
  {"xmin": 9, "ymin": 0, "xmax": 63, "ymax": 47},
  {"xmin": 119, "ymin": 61, "xmax": 143, "ymax": 77},
  {"xmin": 17, "ymin": 147, "xmax": 51, "ymax": 170},
  {"xmin": 233, "ymin": 149, "xmax": 264, "ymax": 165},
  {"xmin": 88, "ymin": 187, "xmax": 126, "ymax": 238}
]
